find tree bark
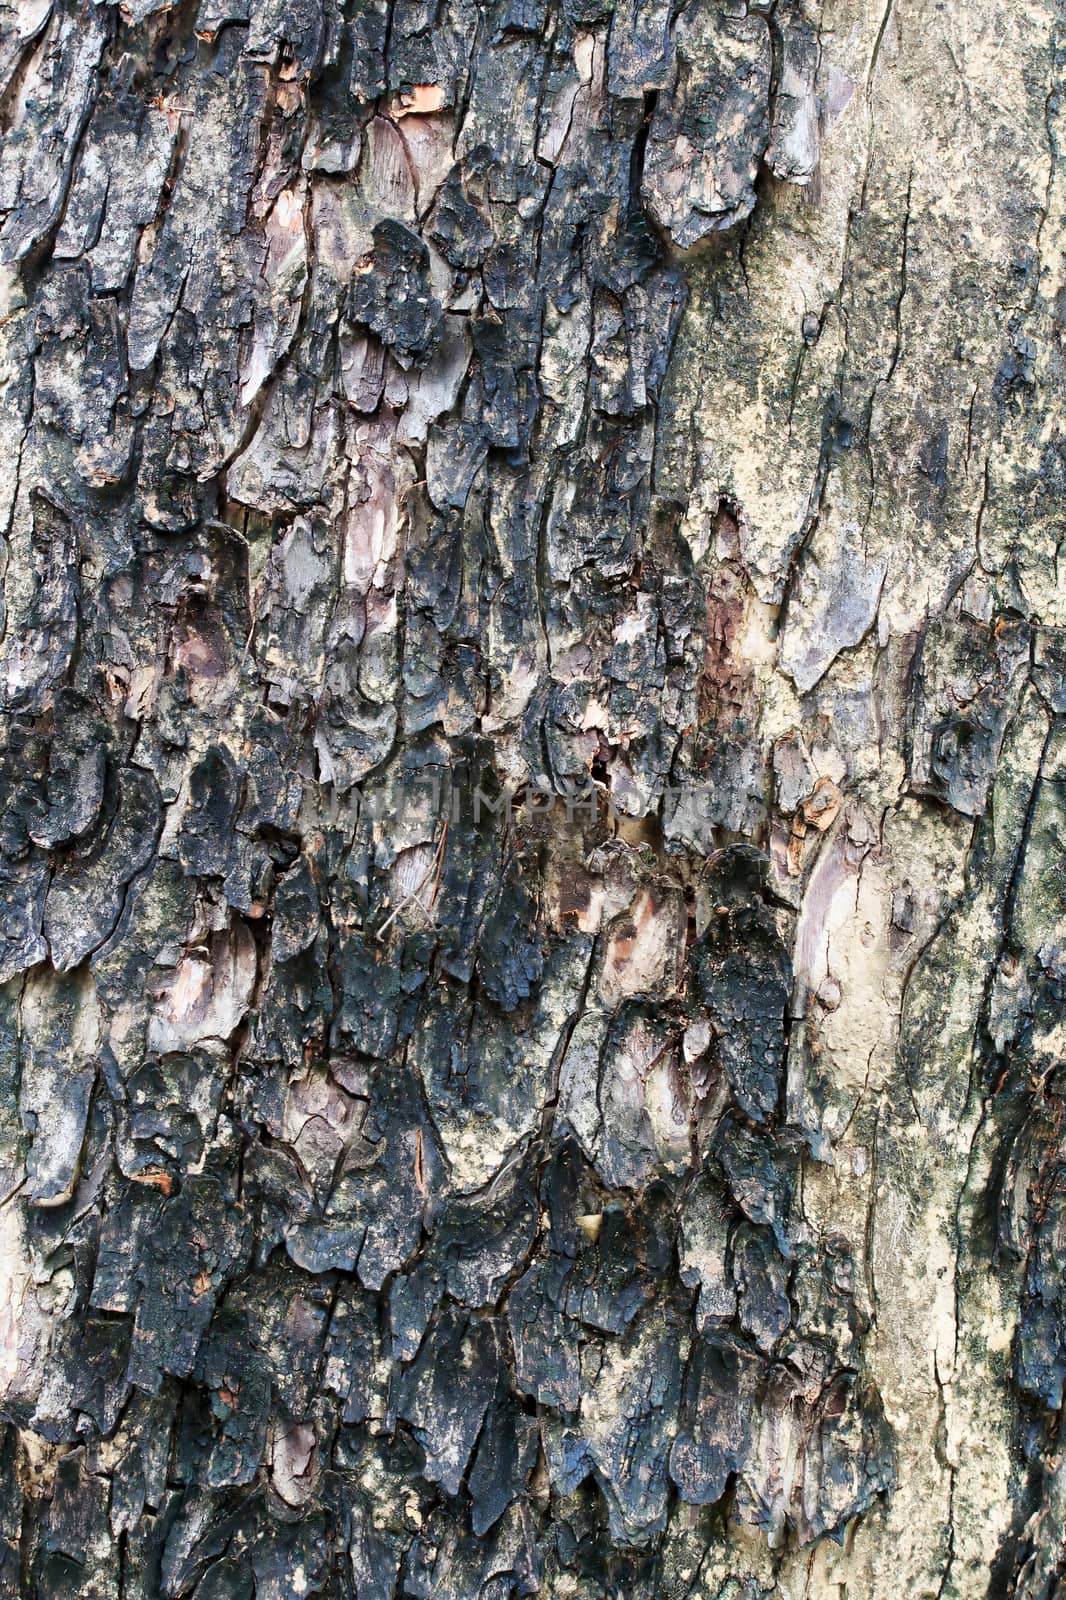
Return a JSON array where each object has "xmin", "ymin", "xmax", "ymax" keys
[{"xmin": 0, "ymin": 0, "xmax": 1063, "ymax": 1595}]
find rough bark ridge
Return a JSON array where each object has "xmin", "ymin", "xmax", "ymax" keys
[{"xmin": 0, "ymin": 0, "xmax": 1062, "ymax": 1595}]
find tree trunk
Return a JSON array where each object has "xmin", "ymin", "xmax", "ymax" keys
[{"xmin": 0, "ymin": 0, "xmax": 1062, "ymax": 1595}]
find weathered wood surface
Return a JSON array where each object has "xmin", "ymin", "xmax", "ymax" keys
[{"xmin": 0, "ymin": 0, "xmax": 1063, "ymax": 1595}]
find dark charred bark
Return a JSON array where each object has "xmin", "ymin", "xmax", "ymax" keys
[{"xmin": 0, "ymin": 1, "xmax": 1063, "ymax": 1597}]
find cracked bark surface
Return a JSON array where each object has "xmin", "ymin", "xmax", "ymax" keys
[{"xmin": 0, "ymin": 0, "xmax": 1063, "ymax": 1595}]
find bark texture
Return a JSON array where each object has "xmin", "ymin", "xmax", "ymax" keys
[{"xmin": 0, "ymin": 0, "xmax": 1063, "ymax": 1595}]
